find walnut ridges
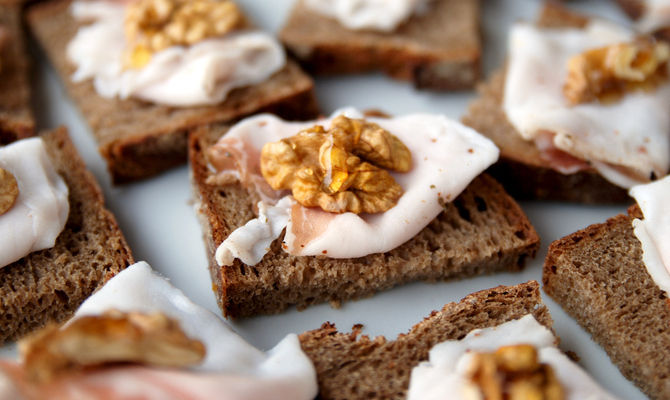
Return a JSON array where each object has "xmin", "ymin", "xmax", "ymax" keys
[
  {"xmin": 564, "ymin": 37, "xmax": 670, "ymax": 105},
  {"xmin": 124, "ymin": 0, "xmax": 245, "ymax": 68},
  {"xmin": 260, "ymin": 115, "xmax": 412, "ymax": 214},
  {"xmin": 468, "ymin": 344, "xmax": 565, "ymax": 400},
  {"xmin": 20, "ymin": 310, "xmax": 205, "ymax": 383}
]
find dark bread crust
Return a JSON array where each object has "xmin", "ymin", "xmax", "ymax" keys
[
  {"xmin": 299, "ymin": 281, "xmax": 552, "ymax": 400},
  {"xmin": 616, "ymin": 0, "xmax": 646, "ymax": 20},
  {"xmin": 189, "ymin": 123, "xmax": 540, "ymax": 318},
  {"xmin": 461, "ymin": 3, "xmax": 631, "ymax": 204},
  {"xmin": 0, "ymin": 2, "xmax": 34, "ymax": 144},
  {"xmin": 27, "ymin": 0, "xmax": 318, "ymax": 183},
  {"xmin": 279, "ymin": 0, "xmax": 480, "ymax": 90},
  {"xmin": 0, "ymin": 128, "xmax": 134, "ymax": 344},
  {"xmin": 543, "ymin": 206, "xmax": 670, "ymax": 399}
]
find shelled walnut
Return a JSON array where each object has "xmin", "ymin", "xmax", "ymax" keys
[
  {"xmin": 0, "ymin": 167, "xmax": 19, "ymax": 215},
  {"xmin": 467, "ymin": 344, "xmax": 565, "ymax": 400},
  {"xmin": 124, "ymin": 0, "xmax": 245, "ymax": 68},
  {"xmin": 564, "ymin": 37, "xmax": 670, "ymax": 105},
  {"xmin": 260, "ymin": 115, "xmax": 412, "ymax": 214},
  {"xmin": 20, "ymin": 310, "xmax": 205, "ymax": 383}
]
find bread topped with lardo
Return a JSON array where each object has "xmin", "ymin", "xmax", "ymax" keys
[
  {"xmin": 27, "ymin": 0, "xmax": 317, "ymax": 183},
  {"xmin": 190, "ymin": 108, "xmax": 539, "ymax": 318},
  {"xmin": 0, "ymin": 129, "xmax": 133, "ymax": 344},
  {"xmin": 463, "ymin": 3, "xmax": 670, "ymax": 203},
  {"xmin": 300, "ymin": 281, "xmax": 620, "ymax": 400},
  {"xmin": 280, "ymin": 0, "xmax": 481, "ymax": 90}
]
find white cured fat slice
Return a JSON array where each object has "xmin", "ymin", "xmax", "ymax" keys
[
  {"xmin": 0, "ymin": 138, "xmax": 69, "ymax": 269},
  {"xmin": 304, "ymin": 0, "xmax": 430, "ymax": 31},
  {"xmin": 503, "ymin": 21, "xmax": 670, "ymax": 188},
  {"xmin": 407, "ymin": 314, "xmax": 620, "ymax": 400},
  {"xmin": 67, "ymin": 1, "xmax": 285, "ymax": 107},
  {"xmin": 209, "ymin": 108, "xmax": 499, "ymax": 266},
  {"xmin": 630, "ymin": 175, "xmax": 670, "ymax": 295},
  {"xmin": 0, "ymin": 262, "xmax": 318, "ymax": 400}
]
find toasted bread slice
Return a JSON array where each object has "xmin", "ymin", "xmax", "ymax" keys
[
  {"xmin": 543, "ymin": 205, "xmax": 670, "ymax": 399},
  {"xmin": 461, "ymin": 3, "xmax": 631, "ymax": 203},
  {"xmin": 279, "ymin": 0, "xmax": 480, "ymax": 90},
  {"xmin": 0, "ymin": 128, "xmax": 134, "ymax": 344},
  {"xmin": 189, "ymin": 123, "xmax": 540, "ymax": 318},
  {"xmin": 0, "ymin": 2, "xmax": 34, "ymax": 144},
  {"xmin": 27, "ymin": 0, "xmax": 318, "ymax": 183},
  {"xmin": 299, "ymin": 281, "xmax": 552, "ymax": 400}
]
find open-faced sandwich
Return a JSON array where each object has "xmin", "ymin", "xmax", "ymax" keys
[
  {"xmin": 280, "ymin": 0, "xmax": 481, "ymax": 90},
  {"xmin": 463, "ymin": 3, "xmax": 670, "ymax": 203},
  {"xmin": 27, "ymin": 0, "xmax": 318, "ymax": 183},
  {"xmin": 300, "ymin": 281, "xmax": 619, "ymax": 400},
  {"xmin": 0, "ymin": 261, "xmax": 318, "ymax": 399},
  {"xmin": 0, "ymin": 129, "xmax": 133, "ymax": 344},
  {"xmin": 190, "ymin": 108, "xmax": 540, "ymax": 318}
]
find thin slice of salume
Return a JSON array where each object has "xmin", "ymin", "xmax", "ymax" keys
[{"xmin": 208, "ymin": 108, "xmax": 499, "ymax": 265}]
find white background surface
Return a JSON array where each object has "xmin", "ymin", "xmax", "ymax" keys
[{"xmin": 1, "ymin": 0, "xmax": 650, "ymax": 398}]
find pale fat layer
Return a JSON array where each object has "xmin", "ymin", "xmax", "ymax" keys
[
  {"xmin": 0, "ymin": 138, "xmax": 69, "ymax": 269},
  {"xmin": 67, "ymin": 1, "xmax": 285, "ymax": 107},
  {"xmin": 630, "ymin": 175, "xmax": 670, "ymax": 295}
]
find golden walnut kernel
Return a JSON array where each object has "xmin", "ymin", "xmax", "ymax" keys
[
  {"xmin": 20, "ymin": 310, "xmax": 206, "ymax": 383},
  {"xmin": 468, "ymin": 344, "xmax": 565, "ymax": 400},
  {"xmin": 564, "ymin": 37, "xmax": 670, "ymax": 105},
  {"xmin": 0, "ymin": 167, "xmax": 19, "ymax": 216},
  {"xmin": 124, "ymin": 0, "xmax": 245, "ymax": 69},
  {"xmin": 260, "ymin": 115, "xmax": 412, "ymax": 214}
]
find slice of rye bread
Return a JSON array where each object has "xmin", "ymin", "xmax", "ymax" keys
[
  {"xmin": 279, "ymin": 0, "xmax": 480, "ymax": 90},
  {"xmin": 26, "ymin": 0, "xmax": 319, "ymax": 184},
  {"xmin": 543, "ymin": 205, "xmax": 670, "ymax": 399},
  {"xmin": 189, "ymin": 124, "xmax": 540, "ymax": 318},
  {"xmin": 0, "ymin": 127, "xmax": 134, "ymax": 344},
  {"xmin": 299, "ymin": 281, "xmax": 552, "ymax": 400},
  {"xmin": 0, "ymin": 2, "xmax": 34, "ymax": 145},
  {"xmin": 461, "ymin": 2, "xmax": 631, "ymax": 204}
]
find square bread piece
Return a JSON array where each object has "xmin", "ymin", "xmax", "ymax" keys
[
  {"xmin": 461, "ymin": 3, "xmax": 631, "ymax": 203},
  {"xmin": 27, "ymin": 0, "xmax": 319, "ymax": 184},
  {"xmin": 299, "ymin": 281, "xmax": 552, "ymax": 400},
  {"xmin": 189, "ymin": 124, "xmax": 540, "ymax": 319},
  {"xmin": 543, "ymin": 205, "xmax": 670, "ymax": 399},
  {"xmin": 0, "ymin": 128, "xmax": 134, "ymax": 344},
  {"xmin": 0, "ymin": 2, "xmax": 34, "ymax": 144},
  {"xmin": 279, "ymin": 0, "xmax": 480, "ymax": 90}
]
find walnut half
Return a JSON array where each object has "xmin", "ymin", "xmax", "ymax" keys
[
  {"xmin": 467, "ymin": 344, "xmax": 565, "ymax": 400},
  {"xmin": 0, "ymin": 167, "xmax": 19, "ymax": 215},
  {"xmin": 260, "ymin": 115, "xmax": 412, "ymax": 214},
  {"xmin": 19, "ymin": 310, "xmax": 206, "ymax": 383},
  {"xmin": 123, "ymin": 0, "xmax": 245, "ymax": 69},
  {"xmin": 564, "ymin": 37, "xmax": 670, "ymax": 105}
]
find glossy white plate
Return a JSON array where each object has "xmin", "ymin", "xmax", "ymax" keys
[{"xmin": 1, "ymin": 1, "xmax": 648, "ymax": 398}]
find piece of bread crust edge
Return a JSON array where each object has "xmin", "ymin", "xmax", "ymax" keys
[{"xmin": 279, "ymin": 0, "xmax": 481, "ymax": 90}]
